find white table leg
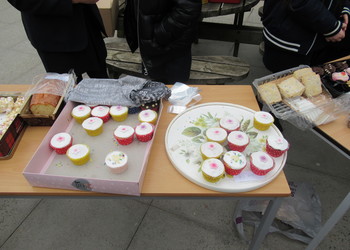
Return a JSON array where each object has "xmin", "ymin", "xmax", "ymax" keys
[
  {"xmin": 305, "ymin": 192, "xmax": 350, "ymax": 250},
  {"xmin": 248, "ymin": 197, "xmax": 283, "ymax": 250}
]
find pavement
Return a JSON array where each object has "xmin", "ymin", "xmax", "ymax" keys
[{"xmin": 0, "ymin": 1, "xmax": 349, "ymax": 250}]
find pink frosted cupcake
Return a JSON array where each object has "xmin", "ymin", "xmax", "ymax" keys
[
  {"xmin": 227, "ymin": 131, "xmax": 250, "ymax": 152},
  {"xmin": 109, "ymin": 105, "xmax": 128, "ymax": 122},
  {"xmin": 91, "ymin": 106, "xmax": 110, "ymax": 123},
  {"xmin": 71, "ymin": 105, "xmax": 91, "ymax": 124},
  {"xmin": 114, "ymin": 125, "xmax": 135, "ymax": 145},
  {"xmin": 205, "ymin": 127, "xmax": 227, "ymax": 144},
  {"xmin": 223, "ymin": 151, "xmax": 247, "ymax": 176},
  {"xmin": 135, "ymin": 122, "xmax": 154, "ymax": 142},
  {"xmin": 50, "ymin": 132, "xmax": 72, "ymax": 154},
  {"xmin": 201, "ymin": 158, "xmax": 225, "ymax": 183},
  {"xmin": 266, "ymin": 135, "xmax": 289, "ymax": 157},
  {"xmin": 219, "ymin": 116, "xmax": 240, "ymax": 132},
  {"xmin": 250, "ymin": 151, "xmax": 275, "ymax": 176},
  {"xmin": 200, "ymin": 141, "xmax": 224, "ymax": 160},
  {"xmin": 138, "ymin": 109, "xmax": 158, "ymax": 125},
  {"xmin": 253, "ymin": 111, "xmax": 274, "ymax": 131},
  {"xmin": 82, "ymin": 117, "xmax": 103, "ymax": 136},
  {"xmin": 332, "ymin": 71, "xmax": 349, "ymax": 81}
]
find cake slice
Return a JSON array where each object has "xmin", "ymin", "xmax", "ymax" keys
[
  {"xmin": 257, "ymin": 82, "xmax": 282, "ymax": 104},
  {"xmin": 277, "ymin": 77, "xmax": 305, "ymax": 98},
  {"xmin": 301, "ymin": 73, "xmax": 323, "ymax": 97},
  {"xmin": 292, "ymin": 67, "xmax": 314, "ymax": 81}
]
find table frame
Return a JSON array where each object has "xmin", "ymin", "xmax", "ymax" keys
[
  {"xmin": 200, "ymin": 0, "xmax": 263, "ymax": 56},
  {"xmin": 0, "ymin": 84, "xmax": 290, "ymax": 250}
]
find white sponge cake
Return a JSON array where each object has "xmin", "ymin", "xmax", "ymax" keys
[{"xmin": 277, "ymin": 77, "xmax": 305, "ymax": 98}]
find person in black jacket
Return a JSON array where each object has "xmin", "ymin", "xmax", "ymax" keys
[
  {"xmin": 7, "ymin": 0, "xmax": 109, "ymax": 81},
  {"xmin": 262, "ymin": 0, "xmax": 350, "ymax": 72},
  {"xmin": 124, "ymin": 0, "xmax": 202, "ymax": 84}
]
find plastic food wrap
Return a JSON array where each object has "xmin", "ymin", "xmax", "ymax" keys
[
  {"xmin": 253, "ymin": 65, "xmax": 349, "ymax": 130},
  {"xmin": 167, "ymin": 82, "xmax": 202, "ymax": 114}
]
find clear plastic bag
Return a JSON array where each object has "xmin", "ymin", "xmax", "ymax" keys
[
  {"xmin": 234, "ymin": 181, "xmax": 322, "ymax": 244},
  {"xmin": 167, "ymin": 82, "xmax": 202, "ymax": 114},
  {"xmin": 26, "ymin": 72, "xmax": 76, "ymax": 97}
]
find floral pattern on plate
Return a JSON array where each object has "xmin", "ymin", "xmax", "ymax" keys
[{"xmin": 165, "ymin": 102, "xmax": 287, "ymax": 193}]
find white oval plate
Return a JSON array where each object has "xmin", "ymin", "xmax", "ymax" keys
[{"xmin": 165, "ymin": 102, "xmax": 287, "ymax": 193}]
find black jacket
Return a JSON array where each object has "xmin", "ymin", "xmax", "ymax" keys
[
  {"xmin": 124, "ymin": 0, "xmax": 202, "ymax": 69},
  {"xmin": 7, "ymin": 0, "xmax": 105, "ymax": 52},
  {"xmin": 263, "ymin": 0, "xmax": 350, "ymax": 55}
]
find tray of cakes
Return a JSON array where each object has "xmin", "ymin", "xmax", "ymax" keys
[
  {"xmin": 0, "ymin": 92, "xmax": 26, "ymax": 159},
  {"xmin": 23, "ymin": 101, "xmax": 161, "ymax": 196},
  {"xmin": 313, "ymin": 59, "xmax": 350, "ymax": 98},
  {"xmin": 165, "ymin": 102, "xmax": 289, "ymax": 193},
  {"xmin": 253, "ymin": 65, "xmax": 348, "ymax": 130}
]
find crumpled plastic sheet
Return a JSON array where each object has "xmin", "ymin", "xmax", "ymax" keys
[
  {"xmin": 65, "ymin": 75, "xmax": 171, "ymax": 107},
  {"xmin": 26, "ymin": 72, "xmax": 75, "ymax": 97},
  {"xmin": 234, "ymin": 181, "xmax": 322, "ymax": 244}
]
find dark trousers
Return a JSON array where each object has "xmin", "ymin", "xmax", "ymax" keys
[
  {"xmin": 37, "ymin": 20, "xmax": 108, "ymax": 82},
  {"xmin": 146, "ymin": 49, "xmax": 192, "ymax": 84}
]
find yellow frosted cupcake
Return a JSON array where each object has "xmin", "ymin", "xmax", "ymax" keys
[
  {"xmin": 82, "ymin": 117, "xmax": 103, "ymax": 136},
  {"xmin": 201, "ymin": 158, "xmax": 225, "ymax": 183},
  {"xmin": 71, "ymin": 105, "xmax": 91, "ymax": 124},
  {"xmin": 253, "ymin": 111, "xmax": 274, "ymax": 131},
  {"xmin": 109, "ymin": 105, "xmax": 128, "ymax": 122},
  {"xmin": 138, "ymin": 109, "xmax": 158, "ymax": 125},
  {"xmin": 200, "ymin": 142, "xmax": 224, "ymax": 160},
  {"xmin": 66, "ymin": 144, "xmax": 90, "ymax": 165},
  {"xmin": 205, "ymin": 127, "xmax": 227, "ymax": 144}
]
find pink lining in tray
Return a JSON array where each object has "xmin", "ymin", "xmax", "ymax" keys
[{"xmin": 23, "ymin": 101, "xmax": 162, "ymax": 196}]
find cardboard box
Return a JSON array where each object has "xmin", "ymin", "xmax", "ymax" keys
[
  {"xmin": 97, "ymin": 0, "xmax": 119, "ymax": 37},
  {"xmin": 23, "ymin": 101, "xmax": 162, "ymax": 196}
]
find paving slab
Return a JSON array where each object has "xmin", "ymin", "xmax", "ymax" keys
[
  {"xmin": 1, "ymin": 199, "xmax": 149, "ymax": 250},
  {"xmin": 0, "ymin": 198, "xmax": 41, "ymax": 246}
]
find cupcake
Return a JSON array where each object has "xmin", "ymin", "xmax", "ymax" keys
[
  {"xmin": 219, "ymin": 116, "xmax": 240, "ymax": 132},
  {"xmin": 66, "ymin": 144, "xmax": 90, "ymax": 165},
  {"xmin": 138, "ymin": 109, "xmax": 158, "ymax": 125},
  {"xmin": 105, "ymin": 151, "xmax": 128, "ymax": 174},
  {"xmin": 253, "ymin": 111, "xmax": 274, "ymax": 131},
  {"xmin": 82, "ymin": 117, "xmax": 103, "ymax": 136},
  {"xmin": 109, "ymin": 105, "xmax": 128, "ymax": 122},
  {"xmin": 266, "ymin": 135, "xmax": 289, "ymax": 157},
  {"xmin": 205, "ymin": 127, "xmax": 227, "ymax": 144},
  {"xmin": 201, "ymin": 158, "xmax": 225, "ymax": 183},
  {"xmin": 332, "ymin": 71, "xmax": 349, "ymax": 82},
  {"xmin": 223, "ymin": 151, "xmax": 247, "ymax": 176},
  {"xmin": 135, "ymin": 122, "xmax": 154, "ymax": 142},
  {"xmin": 91, "ymin": 106, "xmax": 110, "ymax": 123},
  {"xmin": 49, "ymin": 132, "xmax": 72, "ymax": 154},
  {"xmin": 250, "ymin": 151, "xmax": 275, "ymax": 176},
  {"xmin": 227, "ymin": 131, "xmax": 250, "ymax": 152},
  {"xmin": 114, "ymin": 125, "xmax": 135, "ymax": 145},
  {"xmin": 200, "ymin": 142, "xmax": 224, "ymax": 160},
  {"xmin": 71, "ymin": 105, "xmax": 91, "ymax": 124}
]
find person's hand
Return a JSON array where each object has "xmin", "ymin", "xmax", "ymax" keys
[
  {"xmin": 325, "ymin": 29, "xmax": 346, "ymax": 42},
  {"xmin": 342, "ymin": 14, "xmax": 348, "ymax": 31},
  {"xmin": 72, "ymin": 0, "xmax": 99, "ymax": 4}
]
